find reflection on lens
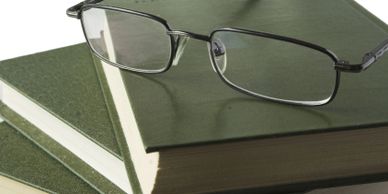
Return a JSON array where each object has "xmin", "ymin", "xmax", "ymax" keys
[
  {"xmin": 211, "ymin": 31, "xmax": 336, "ymax": 104},
  {"xmin": 82, "ymin": 7, "xmax": 172, "ymax": 72},
  {"xmin": 211, "ymin": 38, "xmax": 228, "ymax": 73}
]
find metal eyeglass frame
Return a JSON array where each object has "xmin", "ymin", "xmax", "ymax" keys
[{"xmin": 67, "ymin": 0, "xmax": 388, "ymax": 106}]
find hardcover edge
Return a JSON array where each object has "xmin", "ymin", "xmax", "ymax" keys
[
  {"xmin": 0, "ymin": 44, "xmax": 122, "ymax": 159},
  {"xmin": 92, "ymin": 55, "xmax": 142, "ymax": 194},
  {"xmin": 0, "ymin": 102, "xmax": 125, "ymax": 194}
]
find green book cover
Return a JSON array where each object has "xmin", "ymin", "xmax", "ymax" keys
[
  {"xmin": 0, "ymin": 117, "xmax": 97, "ymax": 194},
  {"xmin": 105, "ymin": 0, "xmax": 388, "ymax": 151},
  {"xmin": 0, "ymin": 44, "xmax": 131, "ymax": 193},
  {"xmin": 94, "ymin": 0, "xmax": 388, "ymax": 193}
]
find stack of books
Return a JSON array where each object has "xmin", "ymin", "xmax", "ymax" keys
[{"xmin": 0, "ymin": 0, "xmax": 388, "ymax": 193}]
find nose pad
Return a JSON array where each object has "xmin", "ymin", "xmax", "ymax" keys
[
  {"xmin": 210, "ymin": 38, "xmax": 227, "ymax": 73},
  {"xmin": 171, "ymin": 35, "xmax": 190, "ymax": 66}
]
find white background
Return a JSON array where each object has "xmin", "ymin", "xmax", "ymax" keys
[
  {"xmin": 0, "ymin": 1, "xmax": 387, "ymax": 193},
  {"xmin": 0, "ymin": 1, "xmax": 387, "ymax": 61}
]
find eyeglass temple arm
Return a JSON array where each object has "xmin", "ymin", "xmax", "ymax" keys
[
  {"xmin": 336, "ymin": 39, "xmax": 388, "ymax": 72},
  {"xmin": 67, "ymin": 0, "xmax": 103, "ymax": 19}
]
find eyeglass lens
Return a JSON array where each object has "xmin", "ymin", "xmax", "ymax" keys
[
  {"xmin": 82, "ymin": 7, "xmax": 172, "ymax": 72},
  {"xmin": 210, "ymin": 31, "xmax": 337, "ymax": 103}
]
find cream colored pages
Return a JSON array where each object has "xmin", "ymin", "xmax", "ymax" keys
[{"xmin": 0, "ymin": 175, "xmax": 48, "ymax": 194}]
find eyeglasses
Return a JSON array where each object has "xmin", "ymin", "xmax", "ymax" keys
[{"xmin": 67, "ymin": 0, "xmax": 388, "ymax": 106}]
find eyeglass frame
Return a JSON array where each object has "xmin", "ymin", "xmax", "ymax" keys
[{"xmin": 67, "ymin": 0, "xmax": 388, "ymax": 106}]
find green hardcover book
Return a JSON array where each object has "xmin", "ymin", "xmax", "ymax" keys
[
  {"xmin": 93, "ymin": 0, "xmax": 388, "ymax": 193},
  {"xmin": 0, "ymin": 44, "xmax": 132, "ymax": 193},
  {"xmin": 0, "ymin": 116, "xmax": 98, "ymax": 194}
]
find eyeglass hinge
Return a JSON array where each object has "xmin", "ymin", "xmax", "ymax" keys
[
  {"xmin": 334, "ymin": 60, "xmax": 364, "ymax": 73},
  {"xmin": 67, "ymin": 0, "xmax": 104, "ymax": 19},
  {"xmin": 66, "ymin": 2, "xmax": 85, "ymax": 19}
]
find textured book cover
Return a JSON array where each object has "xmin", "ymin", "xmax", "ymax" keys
[
  {"xmin": 107, "ymin": 0, "xmax": 388, "ymax": 151},
  {"xmin": 95, "ymin": 0, "xmax": 388, "ymax": 193},
  {"xmin": 0, "ymin": 118, "xmax": 98, "ymax": 194},
  {"xmin": 0, "ymin": 44, "xmax": 130, "ymax": 193},
  {"xmin": 0, "ymin": 44, "xmax": 120, "ymax": 155}
]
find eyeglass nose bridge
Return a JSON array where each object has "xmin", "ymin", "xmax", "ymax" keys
[
  {"xmin": 168, "ymin": 31, "xmax": 190, "ymax": 66},
  {"xmin": 167, "ymin": 31, "xmax": 210, "ymax": 66}
]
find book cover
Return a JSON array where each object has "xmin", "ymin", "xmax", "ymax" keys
[
  {"xmin": 0, "ymin": 44, "xmax": 131, "ymax": 193},
  {"xmin": 0, "ymin": 117, "xmax": 98, "ymax": 194},
  {"xmin": 111, "ymin": 0, "xmax": 388, "ymax": 151},
  {"xmin": 95, "ymin": 0, "xmax": 388, "ymax": 193}
]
